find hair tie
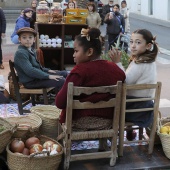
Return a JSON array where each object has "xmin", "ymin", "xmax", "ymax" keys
[
  {"xmin": 81, "ymin": 28, "xmax": 90, "ymax": 41},
  {"xmin": 152, "ymin": 36, "xmax": 156, "ymax": 44}
]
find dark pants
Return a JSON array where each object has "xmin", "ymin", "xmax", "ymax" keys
[
  {"xmin": 23, "ymin": 70, "xmax": 68, "ymax": 94},
  {"xmin": 0, "ymin": 91, "xmax": 10, "ymax": 103},
  {"xmin": 108, "ymin": 33, "xmax": 119, "ymax": 50},
  {"xmin": 0, "ymin": 35, "xmax": 2, "ymax": 64},
  {"xmin": 125, "ymin": 96, "xmax": 154, "ymax": 128}
]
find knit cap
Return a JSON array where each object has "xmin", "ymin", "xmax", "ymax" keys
[{"xmin": 23, "ymin": 8, "xmax": 34, "ymax": 13}]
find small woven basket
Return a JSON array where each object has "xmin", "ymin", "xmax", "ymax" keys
[
  {"xmin": 0, "ymin": 117, "xmax": 15, "ymax": 153},
  {"xmin": 6, "ymin": 135, "xmax": 63, "ymax": 170},
  {"xmin": 30, "ymin": 105, "xmax": 61, "ymax": 139},
  {"xmin": 36, "ymin": 14, "xmax": 49, "ymax": 23},
  {"xmin": 157, "ymin": 116, "xmax": 170, "ymax": 159},
  {"xmin": 5, "ymin": 107, "xmax": 42, "ymax": 138}
]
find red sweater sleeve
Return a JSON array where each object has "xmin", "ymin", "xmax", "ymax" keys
[{"xmin": 55, "ymin": 73, "xmax": 82, "ymax": 109}]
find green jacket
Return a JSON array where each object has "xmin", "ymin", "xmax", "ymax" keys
[{"xmin": 14, "ymin": 45, "xmax": 49, "ymax": 83}]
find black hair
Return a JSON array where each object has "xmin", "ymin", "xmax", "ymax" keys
[
  {"xmin": 75, "ymin": 28, "xmax": 103, "ymax": 57},
  {"xmin": 121, "ymin": 1, "xmax": 127, "ymax": 5},
  {"xmin": 132, "ymin": 29, "xmax": 158, "ymax": 63},
  {"xmin": 113, "ymin": 4, "xmax": 120, "ymax": 9}
]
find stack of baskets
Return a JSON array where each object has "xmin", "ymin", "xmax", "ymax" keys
[
  {"xmin": 157, "ymin": 116, "xmax": 170, "ymax": 159},
  {"xmin": 6, "ymin": 135, "xmax": 63, "ymax": 170},
  {"xmin": 2, "ymin": 106, "xmax": 63, "ymax": 170},
  {"xmin": 0, "ymin": 117, "xmax": 15, "ymax": 153},
  {"xmin": 30, "ymin": 105, "xmax": 61, "ymax": 139}
]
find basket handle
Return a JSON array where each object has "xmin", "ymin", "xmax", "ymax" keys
[{"xmin": 157, "ymin": 111, "xmax": 162, "ymax": 132}]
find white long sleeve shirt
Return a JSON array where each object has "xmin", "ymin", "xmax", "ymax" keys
[{"xmin": 117, "ymin": 61, "xmax": 157, "ymax": 97}]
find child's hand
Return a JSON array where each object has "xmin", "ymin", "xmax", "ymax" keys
[
  {"xmin": 48, "ymin": 70, "xmax": 58, "ymax": 74},
  {"xmin": 49, "ymin": 75, "xmax": 63, "ymax": 81},
  {"xmin": 108, "ymin": 46, "xmax": 121, "ymax": 63}
]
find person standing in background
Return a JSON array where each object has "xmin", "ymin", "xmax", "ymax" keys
[
  {"xmin": 0, "ymin": 7, "xmax": 6, "ymax": 69},
  {"xmin": 30, "ymin": 0, "xmax": 37, "ymax": 29},
  {"xmin": 86, "ymin": 2, "xmax": 101, "ymax": 29},
  {"xmin": 120, "ymin": 0, "xmax": 130, "ymax": 34},
  {"xmin": 102, "ymin": 0, "xmax": 114, "ymax": 20},
  {"xmin": 104, "ymin": 4, "xmax": 125, "ymax": 49}
]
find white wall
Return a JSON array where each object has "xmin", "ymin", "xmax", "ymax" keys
[
  {"xmin": 154, "ymin": 0, "xmax": 168, "ymax": 20},
  {"xmin": 127, "ymin": 0, "xmax": 170, "ymax": 22}
]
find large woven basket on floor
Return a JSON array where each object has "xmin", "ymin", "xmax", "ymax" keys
[
  {"xmin": 0, "ymin": 117, "xmax": 15, "ymax": 153},
  {"xmin": 5, "ymin": 107, "xmax": 42, "ymax": 138},
  {"xmin": 30, "ymin": 105, "xmax": 61, "ymax": 139},
  {"xmin": 157, "ymin": 116, "xmax": 170, "ymax": 159},
  {"xmin": 6, "ymin": 135, "xmax": 63, "ymax": 170}
]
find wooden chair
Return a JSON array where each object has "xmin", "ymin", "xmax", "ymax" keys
[
  {"xmin": 60, "ymin": 81, "xmax": 122, "ymax": 169},
  {"xmin": 118, "ymin": 82, "xmax": 162, "ymax": 156},
  {"xmin": 9, "ymin": 60, "xmax": 54, "ymax": 115}
]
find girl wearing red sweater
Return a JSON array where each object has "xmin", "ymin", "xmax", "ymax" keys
[{"xmin": 55, "ymin": 28, "xmax": 125, "ymax": 124}]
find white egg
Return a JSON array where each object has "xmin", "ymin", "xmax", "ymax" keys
[
  {"xmin": 56, "ymin": 44, "xmax": 61, "ymax": 48},
  {"xmin": 51, "ymin": 38, "xmax": 57, "ymax": 43},
  {"xmin": 52, "ymin": 43, "xmax": 57, "ymax": 48},
  {"xmin": 44, "ymin": 35, "xmax": 49, "ymax": 40},
  {"xmin": 56, "ymin": 38, "xmax": 62, "ymax": 44},
  {"xmin": 39, "ymin": 43, "xmax": 42, "ymax": 47},
  {"xmin": 40, "ymin": 34, "xmax": 45, "ymax": 39},
  {"xmin": 42, "ymin": 39, "xmax": 47, "ymax": 44},
  {"xmin": 42, "ymin": 43, "xmax": 47, "ymax": 47},
  {"xmin": 46, "ymin": 39, "xmax": 52, "ymax": 43}
]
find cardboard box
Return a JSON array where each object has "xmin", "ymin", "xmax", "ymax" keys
[
  {"xmin": 63, "ymin": 16, "xmax": 86, "ymax": 24},
  {"xmin": 78, "ymin": 9, "xmax": 88, "ymax": 18},
  {"xmin": 66, "ymin": 9, "xmax": 88, "ymax": 18},
  {"xmin": 66, "ymin": 9, "xmax": 78, "ymax": 16}
]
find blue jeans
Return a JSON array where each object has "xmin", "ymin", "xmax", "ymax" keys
[{"xmin": 125, "ymin": 96, "xmax": 154, "ymax": 127}]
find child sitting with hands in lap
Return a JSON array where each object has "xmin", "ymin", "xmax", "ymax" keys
[
  {"xmin": 108, "ymin": 29, "xmax": 159, "ymax": 139},
  {"xmin": 14, "ymin": 27, "xmax": 68, "ymax": 94}
]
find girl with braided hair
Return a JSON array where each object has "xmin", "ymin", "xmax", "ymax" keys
[
  {"xmin": 109, "ymin": 29, "xmax": 159, "ymax": 139},
  {"xmin": 56, "ymin": 28, "xmax": 125, "ymax": 125}
]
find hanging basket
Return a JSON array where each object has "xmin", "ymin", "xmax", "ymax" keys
[
  {"xmin": 5, "ymin": 106, "xmax": 42, "ymax": 138},
  {"xmin": 0, "ymin": 117, "xmax": 15, "ymax": 153},
  {"xmin": 30, "ymin": 105, "xmax": 61, "ymax": 139},
  {"xmin": 6, "ymin": 135, "xmax": 63, "ymax": 170},
  {"xmin": 157, "ymin": 115, "xmax": 170, "ymax": 159}
]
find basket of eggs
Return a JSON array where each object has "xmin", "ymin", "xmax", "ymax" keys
[{"xmin": 6, "ymin": 135, "xmax": 63, "ymax": 170}]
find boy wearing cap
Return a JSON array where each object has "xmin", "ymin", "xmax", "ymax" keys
[
  {"xmin": 102, "ymin": 0, "xmax": 114, "ymax": 20},
  {"xmin": 11, "ymin": 8, "xmax": 33, "ymax": 44},
  {"xmin": 14, "ymin": 27, "xmax": 68, "ymax": 94}
]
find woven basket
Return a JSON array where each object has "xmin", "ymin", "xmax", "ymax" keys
[
  {"xmin": 0, "ymin": 117, "xmax": 15, "ymax": 153},
  {"xmin": 6, "ymin": 135, "xmax": 63, "ymax": 170},
  {"xmin": 157, "ymin": 116, "xmax": 170, "ymax": 159},
  {"xmin": 30, "ymin": 105, "xmax": 61, "ymax": 139},
  {"xmin": 5, "ymin": 107, "xmax": 42, "ymax": 138},
  {"xmin": 36, "ymin": 14, "xmax": 49, "ymax": 23}
]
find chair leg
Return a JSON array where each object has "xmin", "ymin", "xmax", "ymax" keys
[
  {"xmin": 110, "ymin": 136, "xmax": 117, "ymax": 166},
  {"xmin": 43, "ymin": 89, "xmax": 48, "ymax": 105},
  {"xmin": 15, "ymin": 91, "xmax": 23, "ymax": 115},
  {"xmin": 63, "ymin": 134, "xmax": 71, "ymax": 170},
  {"xmin": 99, "ymin": 138, "xmax": 108, "ymax": 151},
  {"xmin": 139, "ymin": 127, "xmax": 143, "ymax": 140},
  {"xmin": 31, "ymin": 94, "xmax": 36, "ymax": 106}
]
